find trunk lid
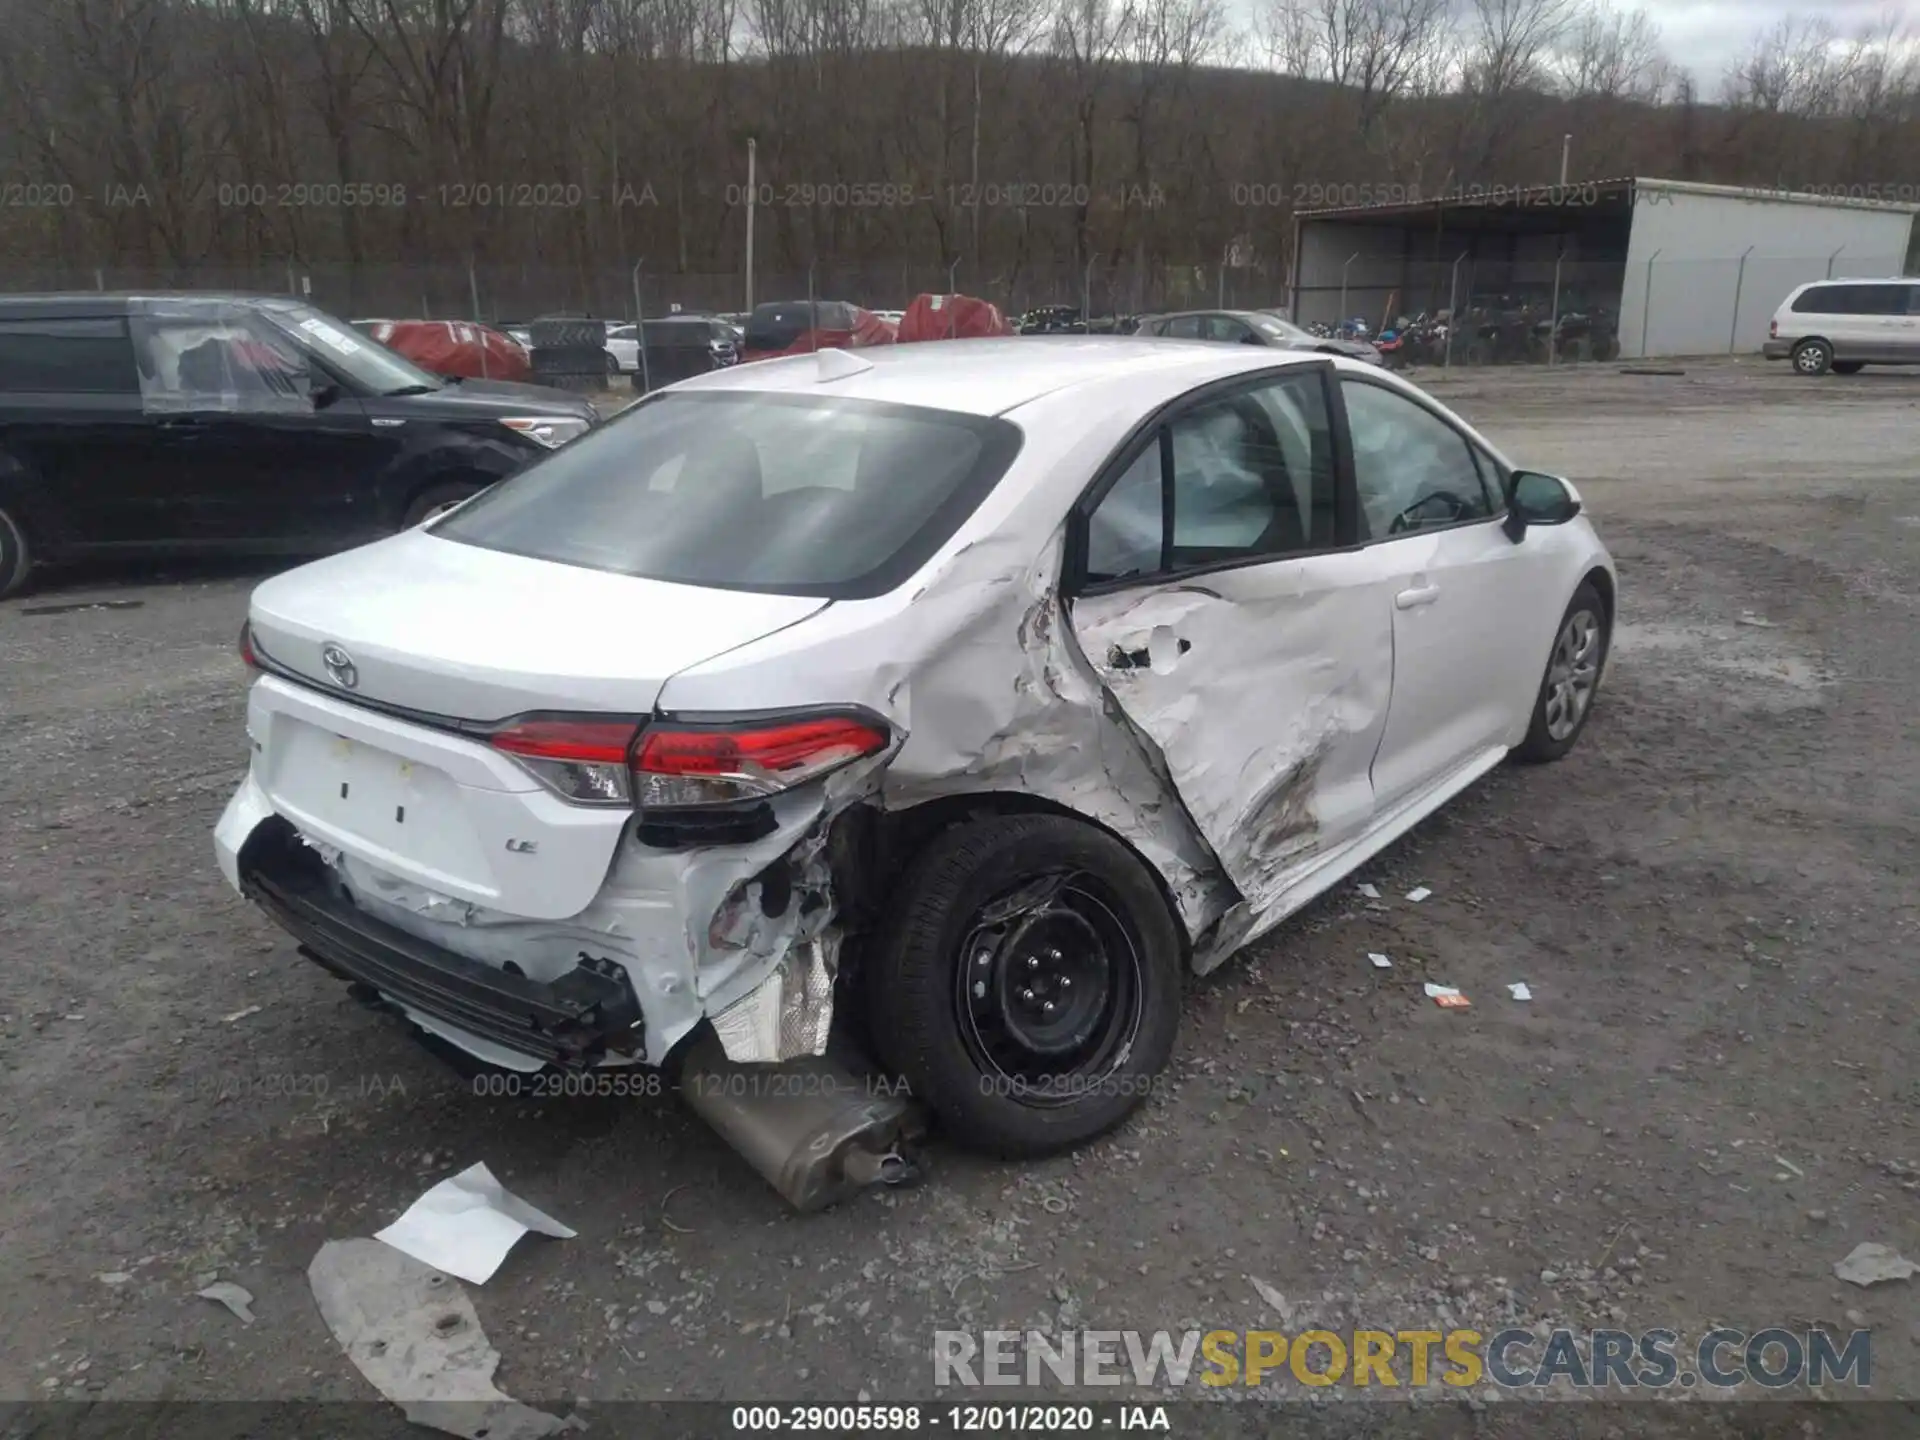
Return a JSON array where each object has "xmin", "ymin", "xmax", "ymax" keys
[
  {"xmin": 243, "ymin": 532, "xmax": 828, "ymax": 919},
  {"xmin": 249, "ymin": 528, "xmax": 827, "ymax": 721}
]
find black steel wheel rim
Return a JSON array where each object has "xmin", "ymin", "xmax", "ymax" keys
[{"xmin": 952, "ymin": 870, "xmax": 1143, "ymax": 1107}]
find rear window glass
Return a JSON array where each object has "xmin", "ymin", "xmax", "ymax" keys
[
  {"xmin": 432, "ymin": 390, "xmax": 1023, "ymax": 598},
  {"xmin": 0, "ymin": 317, "xmax": 139, "ymax": 393}
]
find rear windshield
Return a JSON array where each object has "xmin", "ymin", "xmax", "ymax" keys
[{"xmin": 432, "ymin": 390, "xmax": 1024, "ymax": 598}]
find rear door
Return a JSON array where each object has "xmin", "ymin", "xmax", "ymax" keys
[
  {"xmin": 0, "ymin": 314, "xmax": 159, "ymax": 544},
  {"xmin": 1068, "ymin": 362, "xmax": 1394, "ymax": 910},
  {"xmin": 1810, "ymin": 284, "xmax": 1877, "ymax": 360},
  {"xmin": 1843, "ymin": 283, "xmax": 1905, "ymax": 360},
  {"xmin": 1339, "ymin": 375, "xmax": 1550, "ymax": 811}
]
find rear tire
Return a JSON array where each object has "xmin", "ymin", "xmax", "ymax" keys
[
  {"xmin": 1514, "ymin": 581, "xmax": 1609, "ymax": 764},
  {"xmin": 402, "ymin": 480, "xmax": 487, "ymax": 529},
  {"xmin": 0, "ymin": 504, "xmax": 32, "ymax": 599},
  {"xmin": 1792, "ymin": 338, "xmax": 1833, "ymax": 376},
  {"xmin": 1833, "ymin": 360, "xmax": 1865, "ymax": 375},
  {"xmin": 867, "ymin": 813, "xmax": 1182, "ymax": 1158}
]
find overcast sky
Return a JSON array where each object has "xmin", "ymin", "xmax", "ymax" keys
[{"xmin": 1656, "ymin": 0, "xmax": 1919, "ymax": 86}]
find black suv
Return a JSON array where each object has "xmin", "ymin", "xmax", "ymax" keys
[{"xmin": 0, "ymin": 293, "xmax": 599, "ymax": 597}]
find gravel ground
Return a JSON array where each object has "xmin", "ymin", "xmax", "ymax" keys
[{"xmin": 2, "ymin": 357, "xmax": 1917, "ymax": 1424}]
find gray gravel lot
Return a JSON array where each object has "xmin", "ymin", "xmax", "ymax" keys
[{"xmin": 2, "ymin": 357, "xmax": 1916, "ymax": 1419}]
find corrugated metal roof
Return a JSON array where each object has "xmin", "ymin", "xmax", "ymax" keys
[
  {"xmin": 1295, "ymin": 174, "xmax": 1920, "ymax": 221},
  {"xmin": 1295, "ymin": 176, "xmax": 1637, "ymax": 220},
  {"xmin": 1632, "ymin": 176, "xmax": 1920, "ymax": 214}
]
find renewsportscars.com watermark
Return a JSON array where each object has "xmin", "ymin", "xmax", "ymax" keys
[{"xmin": 934, "ymin": 1327, "xmax": 1873, "ymax": 1391}]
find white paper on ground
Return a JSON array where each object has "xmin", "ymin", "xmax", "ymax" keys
[
  {"xmin": 1508, "ymin": 983, "xmax": 1533, "ymax": 1001},
  {"xmin": 1422, "ymin": 983, "xmax": 1460, "ymax": 999},
  {"xmin": 1357, "ymin": 883, "xmax": 1381, "ymax": 900},
  {"xmin": 374, "ymin": 1163, "xmax": 575, "ymax": 1285},
  {"xmin": 1405, "ymin": 886, "xmax": 1432, "ymax": 903},
  {"xmin": 1368, "ymin": 953, "xmax": 1393, "ymax": 969}
]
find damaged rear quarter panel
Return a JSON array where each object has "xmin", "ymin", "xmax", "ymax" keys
[{"xmin": 656, "ymin": 378, "xmax": 1258, "ymax": 962}]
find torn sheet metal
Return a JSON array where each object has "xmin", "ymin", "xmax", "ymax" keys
[
  {"xmin": 326, "ymin": 750, "xmax": 892, "ymax": 1067},
  {"xmin": 309, "ymin": 1239, "xmax": 576, "ymax": 1440},
  {"xmin": 867, "ymin": 529, "xmax": 1236, "ymax": 939}
]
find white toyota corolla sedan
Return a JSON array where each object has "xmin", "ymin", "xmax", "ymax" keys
[{"xmin": 215, "ymin": 338, "xmax": 1613, "ymax": 1161}]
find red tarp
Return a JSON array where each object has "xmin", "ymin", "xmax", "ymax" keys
[
  {"xmin": 366, "ymin": 320, "xmax": 532, "ymax": 382},
  {"xmin": 739, "ymin": 304, "xmax": 897, "ymax": 364},
  {"xmin": 896, "ymin": 294, "xmax": 1013, "ymax": 342}
]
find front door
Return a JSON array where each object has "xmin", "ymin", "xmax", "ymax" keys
[
  {"xmin": 1067, "ymin": 362, "xmax": 1394, "ymax": 911},
  {"xmin": 1338, "ymin": 376, "xmax": 1549, "ymax": 811},
  {"xmin": 133, "ymin": 314, "xmax": 390, "ymax": 545}
]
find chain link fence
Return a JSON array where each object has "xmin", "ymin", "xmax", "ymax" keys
[{"xmin": 9, "ymin": 249, "xmax": 1908, "ymax": 363}]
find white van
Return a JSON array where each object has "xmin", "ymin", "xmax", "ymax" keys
[{"xmin": 1765, "ymin": 277, "xmax": 1920, "ymax": 376}]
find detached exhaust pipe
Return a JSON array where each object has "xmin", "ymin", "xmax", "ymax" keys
[{"xmin": 679, "ymin": 1031, "xmax": 927, "ymax": 1212}]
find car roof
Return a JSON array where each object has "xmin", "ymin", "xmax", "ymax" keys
[
  {"xmin": 671, "ymin": 336, "xmax": 1323, "ymax": 417},
  {"xmin": 0, "ymin": 291, "xmax": 300, "ymax": 319}
]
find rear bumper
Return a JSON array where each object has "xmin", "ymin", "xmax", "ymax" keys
[
  {"xmin": 1762, "ymin": 340, "xmax": 1792, "ymax": 360},
  {"xmin": 236, "ymin": 816, "xmax": 646, "ymax": 1068}
]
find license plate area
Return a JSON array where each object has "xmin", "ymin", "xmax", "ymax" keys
[{"xmin": 262, "ymin": 717, "xmax": 493, "ymax": 892}]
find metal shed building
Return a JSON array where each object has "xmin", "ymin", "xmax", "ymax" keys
[{"xmin": 1289, "ymin": 177, "xmax": 1920, "ymax": 360}]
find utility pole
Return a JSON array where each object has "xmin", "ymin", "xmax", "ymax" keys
[
  {"xmin": 745, "ymin": 138, "xmax": 757, "ymax": 313},
  {"xmin": 1559, "ymin": 134, "xmax": 1572, "ymax": 186}
]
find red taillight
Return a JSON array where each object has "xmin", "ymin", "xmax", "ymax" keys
[
  {"xmin": 488, "ymin": 718, "xmax": 640, "ymax": 806},
  {"xmin": 489, "ymin": 718, "xmax": 637, "ymax": 764},
  {"xmin": 634, "ymin": 715, "xmax": 890, "ymax": 806},
  {"xmin": 1769, "ymin": 319, "xmax": 1778, "ymax": 338},
  {"xmin": 239, "ymin": 622, "xmax": 260, "ymax": 672},
  {"xmin": 484, "ymin": 712, "xmax": 890, "ymax": 810}
]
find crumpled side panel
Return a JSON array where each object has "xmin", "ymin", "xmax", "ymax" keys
[
  {"xmin": 879, "ymin": 527, "xmax": 1239, "ymax": 940},
  {"xmin": 1067, "ymin": 550, "xmax": 1397, "ymax": 974}
]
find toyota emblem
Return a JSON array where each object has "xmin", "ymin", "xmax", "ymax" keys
[{"xmin": 320, "ymin": 643, "xmax": 359, "ymax": 690}]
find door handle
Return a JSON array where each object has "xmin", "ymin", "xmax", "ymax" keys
[{"xmin": 1395, "ymin": 584, "xmax": 1440, "ymax": 610}]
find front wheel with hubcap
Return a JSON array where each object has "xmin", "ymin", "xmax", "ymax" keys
[
  {"xmin": 867, "ymin": 813, "xmax": 1182, "ymax": 1158},
  {"xmin": 1515, "ymin": 580, "xmax": 1610, "ymax": 763},
  {"xmin": 1792, "ymin": 338, "xmax": 1833, "ymax": 376}
]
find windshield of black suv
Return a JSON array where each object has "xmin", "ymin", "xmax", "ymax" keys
[
  {"xmin": 432, "ymin": 389, "xmax": 1023, "ymax": 598},
  {"xmin": 257, "ymin": 301, "xmax": 445, "ymax": 395}
]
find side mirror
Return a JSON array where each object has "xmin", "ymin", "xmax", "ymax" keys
[{"xmin": 1503, "ymin": 470, "xmax": 1581, "ymax": 541}]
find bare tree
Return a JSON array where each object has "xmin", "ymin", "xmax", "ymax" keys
[
  {"xmin": 1723, "ymin": 16, "xmax": 1848, "ymax": 116},
  {"xmin": 1554, "ymin": 2, "xmax": 1666, "ymax": 101},
  {"xmin": 1267, "ymin": 0, "xmax": 1447, "ymax": 136}
]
